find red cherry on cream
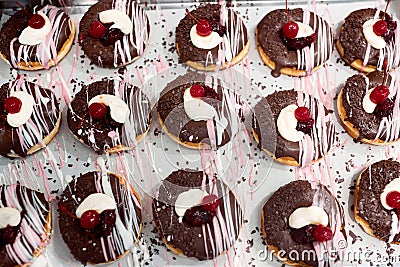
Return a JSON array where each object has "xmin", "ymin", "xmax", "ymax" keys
[
  {"xmin": 4, "ymin": 97, "xmax": 22, "ymax": 114},
  {"xmin": 196, "ymin": 19, "xmax": 212, "ymax": 37},
  {"xmin": 312, "ymin": 225, "xmax": 333, "ymax": 242},
  {"xmin": 202, "ymin": 194, "xmax": 220, "ymax": 215},
  {"xmin": 283, "ymin": 21, "xmax": 299, "ymax": 39},
  {"xmin": 294, "ymin": 106, "xmax": 311, "ymax": 122},
  {"xmin": 386, "ymin": 191, "xmax": 400, "ymax": 209},
  {"xmin": 89, "ymin": 21, "xmax": 107, "ymax": 39},
  {"xmin": 373, "ymin": 19, "xmax": 388, "ymax": 36},
  {"xmin": 28, "ymin": 14, "xmax": 45, "ymax": 29},
  {"xmin": 190, "ymin": 84, "xmax": 205, "ymax": 98},
  {"xmin": 89, "ymin": 102, "xmax": 107, "ymax": 119},
  {"xmin": 80, "ymin": 210, "xmax": 100, "ymax": 230},
  {"xmin": 370, "ymin": 85, "xmax": 390, "ymax": 104}
]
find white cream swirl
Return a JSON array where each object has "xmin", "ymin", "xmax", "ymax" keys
[
  {"xmin": 75, "ymin": 193, "xmax": 117, "ymax": 218},
  {"xmin": 277, "ymin": 104, "xmax": 304, "ymax": 142},
  {"xmin": 99, "ymin": 9, "xmax": 133, "ymax": 35},
  {"xmin": 363, "ymin": 19, "xmax": 386, "ymax": 50},
  {"xmin": 174, "ymin": 189, "xmax": 207, "ymax": 217},
  {"xmin": 7, "ymin": 91, "xmax": 34, "ymax": 128},
  {"xmin": 380, "ymin": 178, "xmax": 400, "ymax": 210},
  {"xmin": 88, "ymin": 94, "xmax": 130, "ymax": 124},
  {"xmin": 294, "ymin": 21, "xmax": 314, "ymax": 38},
  {"xmin": 0, "ymin": 207, "xmax": 21, "ymax": 229},
  {"xmin": 362, "ymin": 88, "xmax": 377, "ymax": 114},
  {"xmin": 190, "ymin": 25, "xmax": 223, "ymax": 50},
  {"xmin": 18, "ymin": 12, "xmax": 51, "ymax": 46},
  {"xmin": 288, "ymin": 206, "xmax": 329, "ymax": 229},
  {"xmin": 183, "ymin": 87, "xmax": 217, "ymax": 121}
]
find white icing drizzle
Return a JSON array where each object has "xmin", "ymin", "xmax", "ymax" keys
[{"xmin": 18, "ymin": 12, "xmax": 52, "ymax": 46}]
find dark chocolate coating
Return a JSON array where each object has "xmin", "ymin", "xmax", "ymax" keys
[
  {"xmin": 341, "ymin": 71, "xmax": 394, "ymax": 141},
  {"xmin": 0, "ymin": 80, "xmax": 60, "ymax": 158},
  {"xmin": 79, "ymin": 0, "xmax": 150, "ymax": 68},
  {"xmin": 175, "ymin": 4, "xmax": 248, "ymax": 64},
  {"xmin": 152, "ymin": 169, "xmax": 243, "ymax": 260},
  {"xmin": 0, "ymin": 5, "xmax": 72, "ymax": 66},
  {"xmin": 58, "ymin": 171, "xmax": 142, "ymax": 264},
  {"xmin": 257, "ymin": 8, "xmax": 332, "ymax": 77},
  {"xmin": 262, "ymin": 180, "xmax": 345, "ymax": 267},
  {"xmin": 356, "ymin": 160, "xmax": 400, "ymax": 242},
  {"xmin": 67, "ymin": 79, "xmax": 151, "ymax": 154}
]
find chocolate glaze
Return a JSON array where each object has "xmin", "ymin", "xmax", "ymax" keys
[
  {"xmin": 67, "ymin": 79, "xmax": 151, "ymax": 154},
  {"xmin": 0, "ymin": 185, "xmax": 50, "ymax": 267},
  {"xmin": 338, "ymin": 8, "xmax": 398, "ymax": 68},
  {"xmin": 59, "ymin": 171, "xmax": 142, "ymax": 264},
  {"xmin": 175, "ymin": 4, "xmax": 248, "ymax": 65},
  {"xmin": 257, "ymin": 8, "xmax": 332, "ymax": 77},
  {"xmin": 0, "ymin": 80, "xmax": 60, "ymax": 158},
  {"xmin": 157, "ymin": 73, "xmax": 242, "ymax": 147},
  {"xmin": 252, "ymin": 90, "xmax": 334, "ymax": 163},
  {"xmin": 262, "ymin": 180, "xmax": 345, "ymax": 267},
  {"xmin": 341, "ymin": 71, "xmax": 394, "ymax": 141},
  {"xmin": 356, "ymin": 160, "xmax": 400, "ymax": 242},
  {"xmin": 152, "ymin": 169, "xmax": 243, "ymax": 260},
  {"xmin": 79, "ymin": 0, "xmax": 150, "ymax": 68},
  {"xmin": 0, "ymin": 5, "xmax": 72, "ymax": 66}
]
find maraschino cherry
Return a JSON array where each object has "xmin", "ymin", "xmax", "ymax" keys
[
  {"xmin": 190, "ymin": 84, "xmax": 205, "ymax": 98},
  {"xmin": 370, "ymin": 59, "xmax": 390, "ymax": 104},
  {"xmin": 386, "ymin": 191, "xmax": 400, "ymax": 209},
  {"xmin": 186, "ymin": 9, "xmax": 212, "ymax": 37},
  {"xmin": 202, "ymin": 194, "xmax": 220, "ymax": 215},
  {"xmin": 373, "ymin": 0, "xmax": 391, "ymax": 36},
  {"xmin": 312, "ymin": 225, "xmax": 333, "ymax": 242},
  {"xmin": 294, "ymin": 106, "xmax": 311, "ymax": 122},
  {"xmin": 28, "ymin": 14, "xmax": 45, "ymax": 29},
  {"xmin": 80, "ymin": 210, "xmax": 100, "ymax": 230},
  {"xmin": 282, "ymin": 0, "xmax": 299, "ymax": 39},
  {"xmin": 3, "ymin": 97, "xmax": 22, "ymax": 114},
  {"xmin": 89, "ymin": 102, "xmax": 107, "ymax": 119},
  {"xmin": 89, "ymin": 21, "xmax": 107, "ymax": 39}
]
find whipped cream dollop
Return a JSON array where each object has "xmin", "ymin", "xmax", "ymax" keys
[
  {"xmin": 362, "ymin": 88, "xmax": 377, "ymax": 113},
  {"xmin": 99, "ymin": 9, "xmax": 132, "ymax": 35},
  {"xmin": 277, "ymin": 104, "xmax": 304, "ymax": 142},
  {"xmin": 288, "ymin": 206, "xmax": 329, "ymax": 229},
  {"xmin": 88, "ymin": 94, "xmax": 130, "ymax": 124},
  {"xmin": 293, "ymin": 21, "xmax": 314, "ymax": 38},
  {"xmin": 19, "ymin": 12, "xmax": 51, "ymax": 46},
  {"xmin": 0, "ymin": 207, "xmax": 21, "ymax": 229},
  {"xmin": 183, "ymin": 87, "xmax": 217, "ymax": 121},
  {"xmin": 7, "ymin": 91, "xmax": 34, "ymax": 128},
  {"xmin": 380, "ymin": 178, "xmax": 400, "ymax": 210},
  {"xmin": 175, "ymin": 189, "xmax": 207, "ymax": 217},
  {"xmin": 190, "ymin": 25, "xmax": 223, "ymax": 50},
  {"xmin": 363, "ymin": 19, "xmax": 387, "ymax": 49},
  {"xmin": 75, "ymin": 193, "xmax": 117, "ymax": 218}
]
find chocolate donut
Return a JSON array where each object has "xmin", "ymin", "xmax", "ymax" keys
[
  {"xmin": 175, "ymin": 4, "xmax": 249, "ymax": 71},
  {"xmin": 79, "ymin": 0, "xmax": 150, "ymax": 68},
  {"xmin": 157, "ymin": 72, "xmax": 243, "ymax": 149},
  {"xmin": 0, "ymin": 77, "xmax": 61, "ymax": 158},
  {"xmin": 336, "ymin": 8, "xmax": 400, "ymax": 72},
  {"xmin": 152, "ymin": 169, "xmax": 243, "ymax": 260},
  {"xmin": 354, "ymin": 160, "xmax": 400, "ymax": 243},
  {"xmin": 256, "ymin": 8, "xmax": 333, "ymax": 77},
  {"xmin": 337, "ymin": 70, "xmax": 400, "ymax": 145},
  {"xmin": 67, "ymin": 79, "xmax": 151, "ymax": 154},
  {"xmin": 252, "ymin": 89, "xmax": 335, "ymax": 166},
  {"xmin": 58, "ymin": 171, "xmax": 142, "ymax": 264},
  {"xmin": 0, "ymin": 184, "xmax": 52, "ymax": 267},
  {"xmin": 262, "ymin": 180, "xmax": 346, "ymax": 267},
  {"xmin": 0, "ymin": 5, "xmax": 75, "ymax": 70}
]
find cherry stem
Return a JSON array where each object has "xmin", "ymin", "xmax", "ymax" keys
[
  {"xmin": 383, "ymin": 0, "xmax": 391, "ymax": 19},
  {"xmin": 185, "ymin": 8, "xmax": 199, "ymax": 23},
  {"xmin": 286, "ymin": 0, "xmax": 290, "ymax": 23},
  {"xmin": 381, "ymin": 59, "xmax": 388, "ymax": 87},
  {"xmin": 77, "ymin": 110, "xmax": 89, "ymax": 130},
  {"xmin": 14, "ymin": 2, "xmax": 30, "ymax": 17},
  {"xmin": 59, "ymin": 205, "xmax": 78, "ymax": 219}
]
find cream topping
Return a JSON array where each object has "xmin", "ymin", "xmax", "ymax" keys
[
  {"xmin": 294, "ymin": 21, "xmax": 314, "ymax": 38},
  {"xmin": 18, "ymin": 12, "xmax": 51, "ymax": 46},
  {"xmin": 99, "ymin": 9, "xmax": 133, "ymax": 35},
  {"xmin": 362, "ymin": 88, "xmax": 377, "ymax": 114},
  {"xmin": 88, "ymin": 94, "xmax": 130, "ymax": 124},
  {"xmin": 288, "ymin": 206, "xmax": 329, "ymax": 229},
  {"xmin": 7, "ymin": 91, "xmax": 34, "ymax": 128},
  {"xmin": 174, "ymin": 189, "xmax": 207, "ymax": 217},
  {"xmin": 75, "ymin": 193, "xmax": 117, "ymax": 218},
  {"xmin": 380, "ymin": 178, "xmax": 400, "ymax": 210},
  {"xmin": 363, "ymin": 19, "xmax": 387, "ymax": 50},
  {"xmin": 189, "ymin": 25, "xmax": 223, "ymax": 50},
  {"xmin": 183, "ymin": 87, "xmax": 217, "ymax": 121},
  {"xmin": 0, "ymin": 207, "xmax": 21, "ymax": 229},
  {"xmin": 277, "ymin": 104, "xmax": 304, "ymax": 142}
]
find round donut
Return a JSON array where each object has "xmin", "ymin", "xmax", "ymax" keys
[
  {"xmin": 157, "ymin": 72, "xmax": 243, "ymax": 149},
  {"xmin": 0, "ymin": 5, "xmax": 75, "ymax": 70},
  {"xmin": 67, "ymin": 79, "xmax": 151, "ymax": 154},
  {"xmin": 152, "ymin": 169, "xmax": 243, "ymax": 260},
  {"xmin": 252, "ymin": 89, "xmax": 335, "ymax": 166},
  {"xmin": 354, "ymin": 160, "xmax": 400, "ymax": 243},
  {"xmin": 175, "ymin": 4, "xmax": 249, "ymax": 71},
  {"xmin": 78, "ymin": 0, "xmax": 150, "ymax": 68},
  {"xmin": 256, "ymin": 8, "xmax": 333, "ymax": 77},
  {"xmin": 58, "ymin": 171, "xmax": 142, "ymax": 265},
  {"xmin": 336, "ymin": 8, "xmax": 400, "ymax": 73},
  {"xmin": 0, "ymin": 184, "xmax": 52, "ymax": 267},
  {"xmin": 337, "ymin": 70, "xmax": 400, "ymax": 145},
  {"xmin": 0, "ymin": 77, "xmax": 61, "ymax": 158},
  {"xmin": 261, "ymin": 180, "xmax": 346, "ymax": 267}
]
